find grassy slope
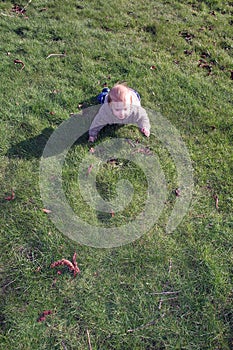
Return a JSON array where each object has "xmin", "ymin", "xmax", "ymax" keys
[{"xmin": 0, "ymin": 0, "xmax": 232, "ymax": 349}]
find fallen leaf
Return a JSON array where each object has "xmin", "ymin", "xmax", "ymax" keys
[
  {"xmin": 198, "ymin": 59, "xmax": 213, "ymax": 75},
  {"xmin": 43, "ymin": 310, "xmax": 52, "ymax": 316},
  {"xmin": 51, "ymin": 252, "xmax": 80, "ymax": 277},
  {"xmin": 51, "ymin": 89, "xmax": 60, "ymax": 94},
  {"xmin": 5, "ymin": 190, "xmax": 15, "ymax": 201},
  {"xmin": 51, "ymin": 259, "xmax": 74, "ymax": 271},
  {"xmin": 72, "ymin": 252, "xmax": 81, "ymax": 277},
  {"xmin": 175, "ymin": 188, "xmax": 181, "ymax": 197},
  {"xmin": 198, "ymin": 26, "xmax": 206, "ymax": 31},
  {"xmin": 107, "ymin": 158, "xmax": 119, "ymax": 165},
  {"xmin": 14, "ymin": 59, "xmax": 25, "ymax": 70},
  {"xmin": 37, "ymin": 310, "xmax": 52, "ymax": 322},
  {"xmin": 51, "ymin": 278, "xmax": 57, "ymax": 287},
  {"xmin": 200, "ymin": 51, "xmax": 211, "ymax": 59},
  {"xmin": 179, "ymin": 31, "xmax": 194, "ymax": 42},
  {"xmin": 184, "ymin": 50, "xmax": 193, "ymax": 55},
  {"xmin": 11, "ymin": 4, "xmax": 26, "ymax": 14}
]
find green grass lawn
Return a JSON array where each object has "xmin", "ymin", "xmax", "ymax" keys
[{"xmin": 0, "ymin": 0, "xmax": 232, "ymax": 349}]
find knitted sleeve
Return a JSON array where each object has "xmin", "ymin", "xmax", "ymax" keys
[
  {"xmin": 129, "ymin": 106, "xmax": 151, "ymax": 131},
  {"xmin": 89, "ymin": 104, "xmax": 113, "ymax": 138}
]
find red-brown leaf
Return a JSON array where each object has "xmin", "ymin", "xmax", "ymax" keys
[
  {"xmin": 5, "ymin": 190, "xmax": 15, "ymax": 201},
  {"xmin": 51, "ymin": 253, "xmax": 80, "ymax": 277},
  {"xmin": 72, "ymin": 252, "xmax": 81, "ymax": 276},
  {"xmin": 14, "ymin": 59, "xmax": 25, "ymax": 69}
]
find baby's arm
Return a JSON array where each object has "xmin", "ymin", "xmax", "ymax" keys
[
  {"xmin": 135, "ymin": 107, "xmax": 151, "ymax": 137},
  {"xmin": 89, "ymin": 106, "xmax": 110, "ymax": 141}
]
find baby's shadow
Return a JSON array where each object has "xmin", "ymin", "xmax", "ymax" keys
[
  {"xmin": 7, "ymin": 107, "xmax": 99, "ymax": 160},
  {"xmin": 6, "ymin": 105, "xmax": 134, "ymax": 160},
  {"xmin": 7, "ymin": 127, "xmax": 54, "ymax": 160}
]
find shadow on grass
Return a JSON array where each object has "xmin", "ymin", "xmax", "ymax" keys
[
  {"xmin": 7, "ymin": 127, "xmax": 55, "ymax": 160},
  {"xmin": 6, "ymin": 110, "xmax": 136, "ymax": 161},
  {"xmin": 6, "ymin": 127, "xmax": 94, "ymax": 161}
]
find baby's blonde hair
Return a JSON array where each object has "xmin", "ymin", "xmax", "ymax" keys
[{"xmin": 108, "ymin": 84, "xmax": 131, "ymax": 104}]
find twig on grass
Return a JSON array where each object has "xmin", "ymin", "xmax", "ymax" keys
[
  {"xmin": 86, "ymin": 329, "xmax": 92, "ymax": 350},
  {"xmin": 132, "ymin": 147, "xmax": 153, "ymax": 155},
  {"xmin": 46, "ymin": 53, "xmax": 67, "ymax": 59},
  {"xmin": 158, "ymin": 297, "xmax": 179, "ymax": 310},
  {"xmin": 127, "ymin": 321, "xmax": 156, "ymax": 333},
  {"xmin": 168, "ymin": 258, "xmax": 172, "ymax": 274},
  {"xmin": 21, "ymin": 0, "xmax": 32, "ymax": 13},
  {"xmin": 127, "ymin": 319, "xmax": 160, "ymax": 333},
  {"xmin": 1, "ymin": 12, "xmax": 14, "ymax": 17},
  {"xmin": 150, "ymin": 290, "xmax": 180, "ymax": 295},
  {"xmin": 213, "ymin": 194, "xmax": 219, "ymax": 209},
  {"xmin": 2, "ymin": 279, "xmax": 17, "ymax": 290}
]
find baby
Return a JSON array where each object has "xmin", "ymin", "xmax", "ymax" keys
[{"xmin": 88, "ymin": 84, "xmax": 150, "ymax": 142}]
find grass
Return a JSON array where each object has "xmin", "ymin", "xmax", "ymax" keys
[{"xmin": 0, "ymin": 0, "xmax": 233, "ymax": 349}]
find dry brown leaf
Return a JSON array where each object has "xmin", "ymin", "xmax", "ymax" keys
[
  {"xmin": 37, "ymin": 310, "xmax": 52, "ymax": 322},
  {"xmin": 14, "ymin": 59, "xmax": 25, "ymax": 70},
  {"xmin": 51, "ymin": 252, "xmax": 80, "ymax": 277},
  {"xmin": 5, "ymin": 189, "xmax": 15, "ymax": 201}
]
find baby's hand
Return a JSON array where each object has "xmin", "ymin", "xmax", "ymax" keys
[
  {"xmin": 140, "ymin": 128, "xmax": 150, "ymax": 137},
  {"xmin": 88, "ymin": 136, "xmax": 96, "ymax": 142}
]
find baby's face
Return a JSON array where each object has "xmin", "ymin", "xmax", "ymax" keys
[{"xmin": 110, "ymin": 95, "xmax": 131, "ymax": 120}]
